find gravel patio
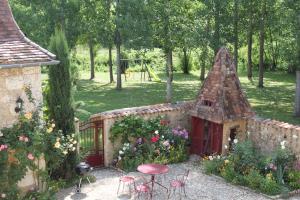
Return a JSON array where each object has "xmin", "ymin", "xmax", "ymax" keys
[{"xmin": 56, "ymin": 156, "xmax": 300, "ymax": 200}]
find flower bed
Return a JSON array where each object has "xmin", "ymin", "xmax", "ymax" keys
[
  {"xmin": 203, "ymin": 138, "xmax": 300, "ymax": 196},
  {"xmin": 110, "ymin": 115, "xmax": 189, "ymax": 171}
]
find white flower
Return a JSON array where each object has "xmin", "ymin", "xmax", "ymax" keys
[
  {"xmin": 69, "ymin": 144, "xmax": 73, "ymax": 148},
  {"xmin": 247, "ymin": 131, "xmax": 250, "ymax": 136},
  {"xmin": 155, "ymin": 130, "xmax": 159, "ymax": 134},
  {"xmin": 63, "ymin": 151, "xmax": 68, "ymax": 155},
  {"xmin": 224, "ymin": 145, "xmax": 228, "ymax": 149},
  {"xmin": 1, "ymin": 193, "xmax": 6, "ymax": 198},
  {"xmin": 217, "ymin": 155, "xmax": 221, "ymax": 159},
  {"xmin": 293, "ymin": 135, "xmax": 298, "ymax": 139},
  {"xmin": 119, "ymin": 150, "xmax": 124, "ymax": 155},
  {"xmin": 208, "ymin": 156, "xmax": 213, "ymax": 160},
  {"xmin": 233, "ymin": 139, "xmax": 238, "ymax": 144},
  {"xmin": 228, "ymin": 137, "xmax": 231, "ymax": 141},
  {"xmin": 73, "ymin": 140, "xmax": 77, "ymax": 144},
  {"xmin": 72, "ymin": 147, "xmax": 76, "ymax": 151},
  {"xmin": 280, "ymin": 141, "xmax": 286, "ymax": 146},
  {"xmin": 0, "ymin": 131, "xmax": 3, "ymax": 137},
  {"xmin": 281, "ymin": 145, "xmax": 286, "ymax": 150},
  {"xmin": 162, "ymin": 135, "xmax": 164, "ymax": 139},
  {"xmin": 118, "ymin": 156, "xmax": 122, "ymax": 161},
  {"xmin": 72, "ymin": 134, "xmax": 75, "ymax": 137}
]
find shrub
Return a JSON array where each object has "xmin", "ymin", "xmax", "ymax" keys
[
  {"xmin": 245, "ymin": 169, "xmax": 265, "ymax": 190},
  {"xmin": 232, "ymin": 140, "xmax": 264, "ymax": 174},
  {"xmin": 259, "ymin": 178, "xmax": 283, "ymax": 195},
  {"xmin": 111, "ymin": 116, "xmax": 189, "ymax": 171},
  {"xmin": 287, "ymin": 170, "xmax": 300, "ymax": 190},
  {"xmin": 203, "ymin": 157, "xmax": 223, "ymax": 175},
  {"xmin": 220, "ymin": 161, "xmax": 238, "ymax": 183}
]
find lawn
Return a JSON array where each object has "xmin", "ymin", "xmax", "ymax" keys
[{"xmin": 74, "ymin": 70, "xmax": 299, "ymax": 125}]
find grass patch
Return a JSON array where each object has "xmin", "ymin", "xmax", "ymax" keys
[{"xmin": 73, "ymin": 70, "xmax": 298, "ymax": 125}]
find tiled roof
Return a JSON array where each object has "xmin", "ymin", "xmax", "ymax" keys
[
  {"xmin": 90, "ymin": 101, "xmax": 194, "ymax": 121},
  {"xmin": 191, "ymin": 47, "xmax": 254, "ymax": 123},
  {"xmin": 0, "ymin": 0, "xmax": 58, "ymax": 68}
]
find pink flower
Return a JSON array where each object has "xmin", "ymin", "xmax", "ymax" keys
[
  {"xmin": 27, "ymin": 153, "xmax": 34, "ymax": 160},
  {"xmin": 0, "ymin": 144, "xmax": 8, "ymax": 151},
  {"xmin": 19, "ymin": 136, "xmax": 24, "ymax": 141},
  {"xmin": 19, "ymin": 135, "xmax": 29, "ymax": 142}
]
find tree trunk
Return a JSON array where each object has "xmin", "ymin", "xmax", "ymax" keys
[
  {"xmin": 166, "ymin": 49, "xmax": 173, "ymax": 103},
  {"xmin": 108, "ymin": 46, "xmax": 114, "ymax": 83},
  {"xmin": 89, "ymin": 40, "xmax": 95, "ymax": 80},
  {"xmin": 200, "ymin": 46, "xmax": 207, "ymax": 81},
  {"xmin": 116, "ymin": 31, "xmax": 122, "ymax": 90},
  {"xmin": 247, "ymin": 19, "xmax": 253, "ymax": 80},
  {"xmin": 258, "ymin": 1, "xmax": 266, "ymax": 88},
  {"xmin": 183, "ymin": 47, "xmax": 189, "ymax": 74},
  {"xmin": 233, "ymin": 0, "xmax": 239, "ymax": 72},
  {"xmin": 268, "ymin": 28, "xmax": 277, "ymax": 71},
  {"xmin": 295, "ymin": 71, "xmax": 300, "ymax": 117}
]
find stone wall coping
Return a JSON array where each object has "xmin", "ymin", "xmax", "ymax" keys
[
  {"xmin": 248, "ymin": 116, "xmax": 300, "ymax": 130},
  {"xmin": 90, "ymin": 101, "xmax": 195, "ymax": 121}
]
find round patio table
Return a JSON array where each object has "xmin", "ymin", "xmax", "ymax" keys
[{"xmin": 137, "ymin": 163, "xmax": 169, "ymax": 199}]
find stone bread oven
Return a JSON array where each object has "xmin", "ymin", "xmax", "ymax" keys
[
  {"xmin": 190, "ymin": 48, "xmax": 254, "ymax": 156},
  {"xmin": 0, "ymin": 0, "xmax": 58, "ymax": 190}
]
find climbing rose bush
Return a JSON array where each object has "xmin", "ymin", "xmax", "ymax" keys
[{"xmin": 0, "ymin": 86, "xmax": 77, "ymax": 199}]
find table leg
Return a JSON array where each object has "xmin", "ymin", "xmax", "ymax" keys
[{"xmin": 151, "ymin": 175, "xmax": 154, "ymax": 199}]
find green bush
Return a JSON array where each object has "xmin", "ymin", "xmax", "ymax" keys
[
  {"xmin": 245, "ymin": 169, "xmax": 264, "ymax": 190},
  {"xmin": 220, "ymin": 162, "xmax": 238, "ymax": 183},
  {"xmin": 203, "ymin": 158, "xmax": 223, "ymax": 175},
  {"xmin": 287, "ymin": 170, "xmax": 300, "ymax": 190},
  {"xmin": 232, "ymin": 140, "xmax": 264, "ymax": 174},
  {"xmin": 259, "ymin": 178, "xmax": 282, "ymax": 195}
]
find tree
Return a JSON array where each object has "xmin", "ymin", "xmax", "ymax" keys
[{"xmin": 47, "ymin": 29, "xmax": 76, "ymax": 178}]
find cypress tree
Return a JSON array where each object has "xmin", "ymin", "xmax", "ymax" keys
[{"xmin": 47, "ymin": 29, "xmax": 76, "ymax": 178}]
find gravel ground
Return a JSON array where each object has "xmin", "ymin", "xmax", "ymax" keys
[{"xmin": 56, "ymin": 156, "xmax": 300, "ymax": 200}]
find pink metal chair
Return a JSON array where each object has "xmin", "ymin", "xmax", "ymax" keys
[
  {"xmin": 168, "ymin": 169, "xmax": 189, "ymax": 199},
  {"xmin": 134, "ymin": 176, "xmax": 151, "ymax": 200},
  {"xmin": 117, "ymin": 175, "xmax": 135, "ymax": 196}
]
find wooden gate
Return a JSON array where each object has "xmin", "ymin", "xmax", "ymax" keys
[
  {"xmin": 191, "ymin": 117, "xmax": 223, "ymax": 156},
  {"xmin": 79, "ymin": 120, "xmax": 104, "ymax": 167}
]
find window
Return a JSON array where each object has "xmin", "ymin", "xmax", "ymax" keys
[{"xmin": 203, "ymin": 100, "xmax": 213, "ymax": 107}]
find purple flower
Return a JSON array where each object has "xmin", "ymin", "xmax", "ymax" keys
[
  {"xmin": 136, "ymin": 138, "xmax": 143, "ymax": 145},
  {"xmin": 172, "ymin": 127, "xmax": 189, "ymax": 139}
]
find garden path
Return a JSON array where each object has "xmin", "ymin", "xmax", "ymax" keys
[{"xmin": 56, "ymin": 156, "xmax": 300, "ymax": 200}]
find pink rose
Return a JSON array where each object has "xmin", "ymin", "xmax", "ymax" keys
[
  {"xmin": 27, "ymin": 153, "xmax": 34, "ymax": 160},
  {"xmin": 0, "ymin": 144, "xmax": 8, "ymax": 151},
  {"xmin": 24, "ymin": 137, "xmax": 29, "ymax": 142},
  {"xmin": 19, "ymin": 136, "xmax": 24, "ymax": 141}
]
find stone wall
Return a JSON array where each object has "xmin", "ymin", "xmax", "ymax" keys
[
  {"xmin": 222, "ymin": 119, "xmax": 247, "ymax": 153},
  {"xmin": 0, "ymin": 66, "xmax": 42, "ymax": 129},
  {"xmin": 247, "ymin": 117, "xmax": 300, "ymax": 158},
  {"xmin": 0, "ymin": 66, "xmax": 43, "ymax": 190},
  {"xmin": 90, "ymin": 102, "xmax": 193, "ymax": 166}
]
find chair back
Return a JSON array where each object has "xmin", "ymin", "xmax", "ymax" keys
[{"xmin": 181, "ymin": 169, "xmax": 189, "ymax": 184}]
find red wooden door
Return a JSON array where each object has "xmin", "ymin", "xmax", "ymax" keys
[
  {"xmin": 191, "ymin": 117, "xmax": 223, "ymax": 156},
  {"xmin": 190, "ymin": 117, "xmax": 204, "ymax": 155}
]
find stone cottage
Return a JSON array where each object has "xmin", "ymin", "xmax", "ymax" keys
[{"xmin": 0, "ymin": 0, "xmax": 58, "ymax": 190}]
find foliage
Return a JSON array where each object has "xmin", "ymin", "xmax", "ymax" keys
[
  {"xmin": 111, "ymin": 116, "xmax": 189, "ymax": 171},
  {"xmin": 202, "ymin": 139, "xmax": 298, "ymax": 196},
  {"xmin": 287, "ymin": 170, "xmax": 300, "ymax": 190},
  {"xmin": 47, "ymin": 29, "xmax": 76, "ymax": 178},
  {"xmin": 0, "ymin": 87, "xmax": 77, "ymax": 199}
]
